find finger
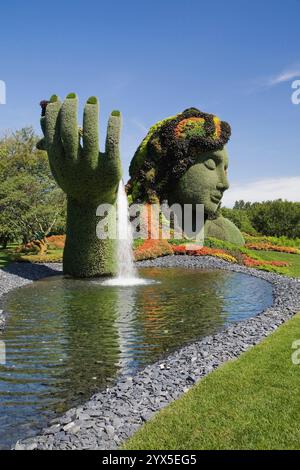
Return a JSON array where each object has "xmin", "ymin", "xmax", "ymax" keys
[
  {"xmin": 82, "ymin": 96, "xmax": 99, "ymax": 168},
  {"xmin": 44, "ymin": 95, "xmax": 65, "ymax": 187},
  {"xmin": 103, "ymin": 110, "xmax": 122, "ymax": 183},
  {"xmin": 45, "ymin": 95, "xmax": 63, "ymax": 156},
  {"xmin": 105, "ymin": 110, "xmax": 121, "ymax": 159},
  {"xmin": 60, "ymin": 93, "xmax": 79, "ymax": 160}
]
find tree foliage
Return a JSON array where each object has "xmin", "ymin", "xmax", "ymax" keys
[
  {"xmin": 0, "ymin": 127, "xmax": 66, "ymax": 247},
  {"xmin": 221, "ymin": 207, "xmax": 257, "ymax": 236},
  {"xmin": 224, "ymin": 199, "xmax": 300, "ymax": 239}
]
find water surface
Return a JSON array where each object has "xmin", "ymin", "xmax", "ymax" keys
[{"xmin": 0, "ymin": 267, "xmax": 273, "ymax": 448}]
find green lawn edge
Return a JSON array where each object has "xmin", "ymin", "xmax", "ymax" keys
[
  {"xmin": 256, "ymin": 250, "xmax": 300, "ymax": 277},
  {"xmin": 123, "ymin": 312, "xmax": 300, "ymax": 450}
]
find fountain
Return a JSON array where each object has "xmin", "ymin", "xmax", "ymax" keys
[{"xmin": 102, "ymin": 180, "xmax": 147, "ymax": 286}]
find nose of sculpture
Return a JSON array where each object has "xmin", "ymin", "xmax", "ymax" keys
[{"xmin": 217, "ymin": 171, "xmax": 229, "ymax": 193}]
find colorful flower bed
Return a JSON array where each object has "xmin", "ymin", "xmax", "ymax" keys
[
  {"xmin": 171, "ymin": 243, "xmax": 290, "ymax": 273},
  {"xmin": 11, "ymin": 234, "xmax": 294, "ymax": 275},
  {"xmin": 242, "ymin": 255, "xmax": 289, "ymax": 268},
  {"xmin": 243, "ymin": 234, "xmax": 300, "ymax": 249},
  {"xmin": 172, "ymin": 244, "xmax": 238, "ymax": 263},
  {"xmin": 134, "ymin": 239, "xmax": 173, "ymax": 261},
  {"xmin": 245, "ymin": 242, "xmax": 300, "ymax": 255}
]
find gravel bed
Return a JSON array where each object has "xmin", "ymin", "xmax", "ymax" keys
[{"xmin": 1, "ymin": 256, "xmax": 300, "ymax": 450}]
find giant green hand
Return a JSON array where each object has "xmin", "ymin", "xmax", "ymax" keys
[
  {"xmin": 39, "ymin": 94, "xmax": 122, "ymax": 278},
  {"xmin": 39, "ymin": 93, "xmax": 122, "ymax": 203}
]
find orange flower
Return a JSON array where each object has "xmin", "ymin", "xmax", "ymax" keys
[
  {"xmin": 242, "ymin": 255, "xmax": 289, "ymax": 267},
  {"xmin": 174, "ymin": 117, "xmax": 205, "ymax": 139},
  {"xmin": 245, "ymin": 242, "xmax": 300, "ymax": 254}
]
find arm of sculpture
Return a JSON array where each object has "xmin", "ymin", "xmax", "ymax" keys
[{"xmin": 38, "ymin": 94, "xmax": 122, "ymax": 277}]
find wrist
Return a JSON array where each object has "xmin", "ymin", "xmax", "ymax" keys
[{"xmin": 63, "ymin": 196, "xmax": 117, "ymax": 277}]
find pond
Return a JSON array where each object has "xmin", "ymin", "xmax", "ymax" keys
[{"xmin": 0, "ymin": 267, "xmax": 273, "ymax": 449}]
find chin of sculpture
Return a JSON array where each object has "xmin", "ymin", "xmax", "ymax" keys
[{"xmin": 128, "ymin": 107, "xmax": 245, "ymax": 246}]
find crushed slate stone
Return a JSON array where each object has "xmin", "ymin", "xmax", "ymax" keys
[{"xmin": 1, "ymin": 256, "xmax": 300, "ymax": 450}]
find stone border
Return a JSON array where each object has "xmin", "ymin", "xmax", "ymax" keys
[{"xmin": 1, "ymin": 256, "xmax": 300, "ymax": 450}]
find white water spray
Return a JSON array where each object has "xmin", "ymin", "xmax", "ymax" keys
[
  {"xmin": 116, "ymin": 180, "xmax": 137, "ymax": 280},
  {"xmin": 102, "ymin": 180, "xmax": 146, "ymax": 286}
]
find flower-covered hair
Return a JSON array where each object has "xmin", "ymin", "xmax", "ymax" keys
[{"xmin": 128, "ymin": 107, "xmax": 231, "ymax": 203}]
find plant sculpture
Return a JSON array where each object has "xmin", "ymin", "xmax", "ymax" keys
[
  {"xmin": 128, "ymin": 107, "xmax": 244, "ymax": 245},
  {"xmin": 38, "ymin": 94, "xmax": 122, "ymax": 277}
]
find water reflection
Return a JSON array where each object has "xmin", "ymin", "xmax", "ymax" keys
[{"xmin": 0, "ymin": 267, "xmax": 273, "ymax": 448}]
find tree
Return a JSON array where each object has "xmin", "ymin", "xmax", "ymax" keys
[
  {"xmin": 221, "ymin": 207, "xmax": 257, "ymax": 235},
  {"xmin": 233, "ymin": 200, "xmax": 252, "ymax": 211},
  {"xmin": 0, "ymin": 127, "xmax": 66, "ymax": 246},
  {"xmin": 229, "ymin": 199, "xmax": 300, "ymax": 239},
  {"xmin": 249, "ymin": 200, "xmax": 300, "ymax": 238}
]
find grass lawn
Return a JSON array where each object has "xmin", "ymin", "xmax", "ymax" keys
[
  {"xmin": 124, "ymin": 312, "xmax": 300, "ymax": 450},
  {"xmin": 0, "ymin": 246, "xmax": 64, "ymax": 265},
  {"xmin": 47, "ymin": 248, "xmax": 63, "ymax": 258},
  {"xmin": 255, "ymin": 250, "xmax": 300, "ymax": 278}
]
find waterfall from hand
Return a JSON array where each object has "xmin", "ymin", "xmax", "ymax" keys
[
  {"xmin": 116, "ymin": 179, "xmax": 137, "ymax": 280},
  {"xmin": 102, "ymin": 180, "xmax": 146, "ymax": 286}
]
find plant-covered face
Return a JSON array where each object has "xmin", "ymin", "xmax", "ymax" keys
[
  {"xmin": 168, "ymin": 147, "xmax": 229, "ymax": 217},
  {"xmin": 128, "ymin": 108, "xmax": 231, "ymax": 205}
]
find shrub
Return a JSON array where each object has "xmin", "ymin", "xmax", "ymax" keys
[
  {"xmin": 204, "ymin": 237, "xmax": 239, "ymax": 251},
  {"xmin": 168, "ymin": 239, "xmax": 189, "ymax": 246}
]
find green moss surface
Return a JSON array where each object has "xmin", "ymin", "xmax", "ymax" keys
[{"xmin": 38, "ymin": 94, "xmax": 122, "ymax": 277}]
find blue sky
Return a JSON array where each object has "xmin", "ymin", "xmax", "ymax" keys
[{"xmin": 0, "ymin": 0, "xmax": 300, "ymax": 206}]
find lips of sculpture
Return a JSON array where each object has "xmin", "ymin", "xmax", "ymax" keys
[{"xmin": 210, "ymin": 192, "xmax": 223, "ymax": 204}]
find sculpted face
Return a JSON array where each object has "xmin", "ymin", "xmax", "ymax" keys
[{"xmin": 168, "ymin": 147, "xmax": 229, "ymax": 217}]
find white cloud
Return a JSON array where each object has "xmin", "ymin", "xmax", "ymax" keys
[
  {"xmin": 248, "ymin": 64, "xmax": 300, "ymax": 93},
  {"xmin": 268, "ymin": 66, "xmax": 300, "ymax": 86},
  {"xmin": 222, "ymin": 177, "xmax": 300, "ymax": 208}
]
